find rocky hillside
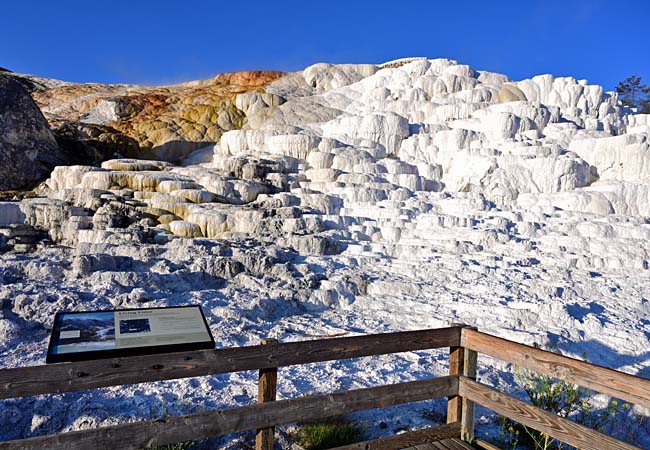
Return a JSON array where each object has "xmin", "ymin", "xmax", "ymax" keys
[
  {"xmin": 1, "ymin": 58, "xmax": 649, "ymax": 447},
  {"xmin": 0, "ymin": 69, "xmax": 284, "ymax": 189}
]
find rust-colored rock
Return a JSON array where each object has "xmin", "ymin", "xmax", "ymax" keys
[
  {"xmin": 6, "ymin": 70, "xmax": 286, "ymax": 166},
  {"xmin": 209, "ymin": 70, "xmax": 285, "ymax": 87}
]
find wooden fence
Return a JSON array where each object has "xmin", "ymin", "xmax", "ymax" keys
[{"xmin": 0, "ymin": 325, "xmax": 648, "ymax": 450}]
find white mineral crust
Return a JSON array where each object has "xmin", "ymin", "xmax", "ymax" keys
[{"xmin": 1, "ymin": 58, "xmax": 649, "ymax": 447}]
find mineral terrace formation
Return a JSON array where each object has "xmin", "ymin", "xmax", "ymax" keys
[{"xmin": 1, "ymin": 58, "xmax": 649, "ymax": 446}]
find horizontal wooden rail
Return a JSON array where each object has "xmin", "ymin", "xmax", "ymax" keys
[
  {"xmin": 5, "ymin": 326, "xmax": 645, "ymax": 450},
  {"xmin": 330, "ymin": 422, "xmax": 460, "ymax": 449},
  {"xmin": 0, "ymin": 327, "xmax": 459, "ymax": 400},
  {"xmin": 459, "ymin": 377, "xmax": 640, "ymax": 450},
  {"xmin": 461, "ymin": 328, "xmax": 650, "ymax": 409},
  {"xmin": 473, "ymin": 439, "xmax": 501, "ymax": 450},
  {"xmin": 0, "ymin": 376, "xmax": 457, "ymax": 450}
]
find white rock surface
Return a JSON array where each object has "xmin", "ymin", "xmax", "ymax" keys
[{"xmin": 1, "ymin": 58, "xmax": 649, "ymax": 448}]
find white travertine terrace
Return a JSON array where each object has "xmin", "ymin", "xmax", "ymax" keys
[
  {"xmin": 1, "ymin": 58, "xmax": 650, "ymax": 447},
  {"xmin": 3, "ymin": 57, "xmax": 648, "ymax": 272},
  {"xmin": 3, "ymin": 57, "xmax": 647, "ymax": 269}
]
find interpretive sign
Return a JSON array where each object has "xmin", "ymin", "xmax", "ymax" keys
[{"xmin": 46, "ymin": 305, "xmax": 214, "ymax": 363}]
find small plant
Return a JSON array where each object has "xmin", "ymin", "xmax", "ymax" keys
[
  {"xmin": 497, "ymin": 415, "xmax": 520, "ymax": 450},
  {"xmin": 583, "ymin": 398, "xmax": 650, "ymax": 445},
  {"xmin": 146, "ymin": 442, "xmax": 194, "ymax": 450},
  {"xmin": 142, "ymin": 396, "xmax": 196, "ymax": 450},
  {"xmin": 495, "ymin": 363, "xmax": 650, "ymax": 449},
  {"xmin": 513, "ymin": 366, "xmax": 591, "ymax": 449},
  {"xmin": 294, "ymin": 417, "xmax": 363, "ymax": 450}
]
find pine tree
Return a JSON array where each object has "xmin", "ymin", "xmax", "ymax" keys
[
  {"xmin": 642, "ymin": 85, "xmax": 650, "ymax": 114},
  {"xmin": 616, "ymin": 75, "xmax": 650, "ymax": 113}
]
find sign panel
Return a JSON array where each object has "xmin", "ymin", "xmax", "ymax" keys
[{"xmin": 46, "ymin": 306, "xmax": 214, "ymax": 363}]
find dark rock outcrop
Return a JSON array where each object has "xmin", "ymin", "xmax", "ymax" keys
[
  {"xmin": 51, "ymin": 121, "xmax": 138, "ymax": 166},
  {"xmin": 0, "ymin": 75, "xmax": 63, "ymax": 190}
]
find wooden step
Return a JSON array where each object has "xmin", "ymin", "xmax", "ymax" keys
[{"xmin": 400, "ymin": 437, "xmax": 476, "ymax": 450}]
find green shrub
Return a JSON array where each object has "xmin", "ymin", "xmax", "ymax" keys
[
  {"xmin": 513, "ymin": 367, "xmax": 591, "ymax": 450},
  {"xmin": 294, "ymin": 417, "xmax": 363, "ymax": 450},
  {"xmin": 583, "ymin": 399, "xmax": 650, "ymax": 446},
  {"xmin": 496, "ymin": 365, "xmax": 650, "ymax": 449}
]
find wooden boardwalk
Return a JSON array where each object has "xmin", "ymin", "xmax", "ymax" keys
[
  {"xmin": 401, "ymin": 438, "xmax": 475, "ymax": 449},
  {"xmin": 1, "ymin": 325, "xmax": 648, "ymax": 450}
]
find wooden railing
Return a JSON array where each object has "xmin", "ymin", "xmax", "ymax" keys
[
  {"xmin": 0, "ymin": 325, "xmax": 648, "ymax": 450},
  {"xmin": 460, "ymin": 328, "xmax": 650, "ymax": 450}
]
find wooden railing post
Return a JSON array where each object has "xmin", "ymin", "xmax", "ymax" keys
[
  {"xmin": 256, "ymin": 338, "xmax": 278, "ymax": 450},
  {"xmin": 447, "ymin": 323, "xmax": 465, "ymax": 425},
  {"xmin": 461, "ymin": 327, "xmax": 478, "ymax": 442}
]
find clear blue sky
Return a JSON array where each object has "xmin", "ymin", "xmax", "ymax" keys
[{"xmin": 1, "ymin": 0, "xmax": 648, "ymax": 91}]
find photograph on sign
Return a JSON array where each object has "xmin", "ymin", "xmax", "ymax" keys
[{"xmin": 47, "ymin": 306, "xmax": 214, "ymax": 363}]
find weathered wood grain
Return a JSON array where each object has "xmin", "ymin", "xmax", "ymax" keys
[
  {"xmin": 459, "ymin": 377, "xmax": 641, "ymax": 450},
  {"xmin": 7, "ymin": 326, "xmax": 646, "ymax": 450},
  {"xmin": 446, "ymin": 324, "xmax": 465, "ymax": 424},
  {"xmin": 401, "ymin": 438, "xmax": 475, "ymax": 450},
  {"xmin": 329, "ymin": 422, "xmax": 460, "ymax": 449},
  {"xmin": 0, "ymin": 327, "xmax": 459, "ymax": 400},
  {"xmin": 255, "ymin": 338, "xmax": 277, "ymax": 450},
  {"xmin": 0, "ymin": 376, "xmax": 458, "ymax": 450},
  {"xmin": 461, "ymin": 328, "xmax": 650, "ymax": 409},
  {"xmin": 447, "ymin": 438, "xmax": 477, "ymax": 449},
  {"xmin": 473, "ymin": 438, "xmax": 502, "ymax": 450},
  {"xmin": 460, "ymin": 342, "xmax": 477, "ymax": 441}
]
